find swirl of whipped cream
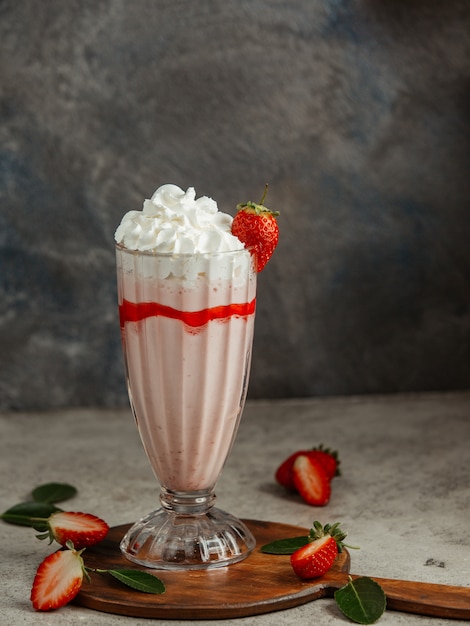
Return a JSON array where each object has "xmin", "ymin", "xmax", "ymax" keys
[{"xmin": 115, "ymin": 184, "xmax": 244, "ymax": 253}]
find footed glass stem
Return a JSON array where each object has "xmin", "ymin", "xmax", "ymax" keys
[{"xmin": 120, "ymin": 488, "xmax": 256, "ymax": 569}]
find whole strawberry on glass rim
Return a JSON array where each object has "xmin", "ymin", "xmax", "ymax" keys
[{"xmin": 232, "ymin": 184, "xmax": 279, "ymax": 272}]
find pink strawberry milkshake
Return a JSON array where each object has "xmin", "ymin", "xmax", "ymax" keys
[{"xmin": 115, "ymin": 185, "xmax": 256, "ymax": 494}]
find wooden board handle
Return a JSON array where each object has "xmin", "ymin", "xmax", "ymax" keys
[
  {"xmin": 327, "ymin": 572, "xmax": 470, "ymax": 619},
  {"xmin": 351, "ymin": 575, "xmax": 470, "ymax": 620}
]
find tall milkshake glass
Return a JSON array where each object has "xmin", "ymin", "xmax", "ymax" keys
[{"xmin": 116, "ymin": 243, "xmax": 257, "ymax": 569}]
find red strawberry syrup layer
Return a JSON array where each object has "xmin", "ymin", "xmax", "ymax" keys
[{"xmin": 119, "ymin": 298, "xmax": 256, "ymax": 331}]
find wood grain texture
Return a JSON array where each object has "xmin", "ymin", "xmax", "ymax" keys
[{"xmin": 75, "ymin": 520, "xmax": 470, "ymax": 620}]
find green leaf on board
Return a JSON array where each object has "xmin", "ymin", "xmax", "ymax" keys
[
  {"xmin": 0, "ymin": 501, "xmax": 62, "ymax": 528},
  {"xmin": 260, "ymin": 536, "xmax": 309, "ymax": 554},
  {"xmin": 334, "ymin": 576, "xmax": 386, "ymax": 624},
  {"xmin": 107, "ymin": 569, "xmax": 166, "ymax": 594},
  {"xmin": 32, "ymin": 482, "xmax": 78, "ymax": 504}
]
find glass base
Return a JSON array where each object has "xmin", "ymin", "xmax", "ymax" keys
[{"xmin": 120, "ymin": 506, "xmax": 256, "ymax": 570}]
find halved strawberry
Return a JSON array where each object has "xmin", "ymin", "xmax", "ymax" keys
[
  {"xmin": 31, "ymin": 547, "xmax": 85, "ymax": 611},
  {"xmin": 45, "ymin": 511, "xmax": 109, "ymax": 549},
  {"xmin": 275, "ymin": 444, "xmax": 340, "ymax": 490},
  {"xmin": 292, "ymin": 454, "xmax": 331, "ymax": 506},
  {"xmin": 232, "ymin": 185, "xmax": 279, "ymax": 272},
  {"xmin": 290, "ymin": 521, "xmax": 348, "ymax": 579}
]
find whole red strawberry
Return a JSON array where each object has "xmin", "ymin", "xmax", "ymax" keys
[
  {"xmin": 232, "ymin": 185, "xmax": 279, "ymax": 272},
  {"xmin": 290, "ymin": 521, "xmax": 348, "ymax": 579},
  {"xmin": 308, "ymin": 444, "xmax": 341, "ymax": 480}
]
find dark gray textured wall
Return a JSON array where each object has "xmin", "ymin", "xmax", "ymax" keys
[{"xmin": 1, "ymin": 0, "xmax": 469, "ymax": 410}]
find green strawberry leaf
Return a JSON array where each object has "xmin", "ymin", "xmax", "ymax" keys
[
  {"xmin": 107, "ymin": 569, "xmax": 165, "ymax": 594},
  {"xmin": 260, "ymin": 536, "xmax": 308, "ymax": 554},
  {"xmin": 334, "ymin": 576, "xmax": 386, "ymax": 624},
  {"xmin": 0, "ymin": 501, "xmax": 62, "ymax": 528},
  {"xmin": 32, "ymin": 482, "xmax": 78, "ymax": 504}
]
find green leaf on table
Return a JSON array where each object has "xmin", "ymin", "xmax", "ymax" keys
[
  {"xmin": 32, "ymin": 482, "xmax": 78, "ymax": 504},
  {"xmin": 334, "ymin": 576, "xmax": 386, "ymax": 624},
  {"xmin": 260, "ymin": 536, "xmax": 308, "ymax": 554},
  {"xmin": 1, "ymin": 501, "xmax": 62, "ymax": 528},
  {"xmin": 107, "ymin": 569, "xmax": 166, "ymax": 594}
]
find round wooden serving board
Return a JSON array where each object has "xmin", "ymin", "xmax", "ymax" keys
[{"xmin": 75, "ymin": 519, "xmax": 350, "ymax": 619}]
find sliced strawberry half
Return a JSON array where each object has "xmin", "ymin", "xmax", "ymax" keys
[
  {"xmin": 46, "ymin": 511, "xmax": 109, "ymax": 549},
  {"xmin": 292, "ymin": 454, "xmax": 331, "ymax": 506},
  {"xmin": 31, "ymin": 547, "xmax": 85, "ymax": 611},
  {"xmin": 290, "ymin": 521, "xmax": 348, "ymax": 579}
]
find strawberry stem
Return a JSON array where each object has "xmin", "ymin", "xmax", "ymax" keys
[
  {"xmin": 259, "ymin": 183, "xmax": 268, "ymax": 206},
  {"xmin": 86, "ymin": 567, "xmax": 108, "ymax": 573}
]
